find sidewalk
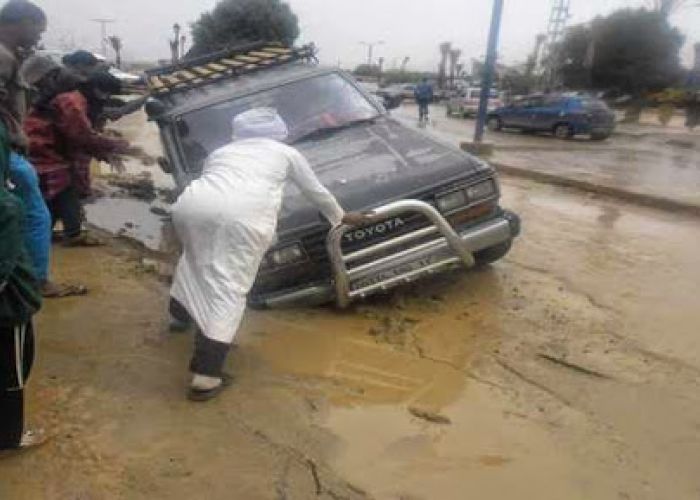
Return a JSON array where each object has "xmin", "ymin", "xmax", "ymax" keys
[{"xmin": 394, "ymin": 104, "xmax": 700, "ymax": 215}]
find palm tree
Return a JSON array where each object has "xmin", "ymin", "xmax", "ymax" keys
[
  {"xmin": 449, "ymin": 48, "xmax": 462, "ymax": 88},
  {"xmin": 170, "ymin": 23, "xmax": 182, "ymax": 64},
  {"xmin": 107, "ymin": 35, "xmax": 123, "ymax": 69},
  {"xmin": 438, "ymin": 42, "xmax": 452, "ymax": 89}
]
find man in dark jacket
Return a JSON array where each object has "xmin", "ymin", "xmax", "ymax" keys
[
  {"xmin": 0, "ymin": 120, "xmax": 44, "ymax": 450},
  {"xmin": 414, "ymin": 77, "xmax": 433, "ymax": 123}
]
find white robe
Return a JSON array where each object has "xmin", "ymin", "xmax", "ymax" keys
[{"xmin": 170, "ymin": 138, "xmax": 344, "ymax": 344}]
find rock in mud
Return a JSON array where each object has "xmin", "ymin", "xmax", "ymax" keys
[
  {"xmin": 408, "ymin": 407, "xmax": 452, "ymax": 425},
  {"xmin": 102, "ymin": 173, "xmax": 157, "ymax": 201}
]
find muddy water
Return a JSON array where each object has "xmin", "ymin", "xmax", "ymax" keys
[{"xmin": 249, "ymin": 178, "xmax": 700, "ymax": 499}]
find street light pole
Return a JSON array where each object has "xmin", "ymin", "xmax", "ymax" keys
[
  {"xmin": 474, "ymin": 0, "xmax": 504, "ymax": 143},
  {"xmin": 91, "ymin": 18, "xmax": 115, "ymax": 57},
  {"xmin": 360, "ymin": 40, "xmax": 384, "ymax": 67}
]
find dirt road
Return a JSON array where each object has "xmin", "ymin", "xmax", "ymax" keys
[{"xmin": 1, "ymin": 175, "xmax": 699, "ymax": 499}]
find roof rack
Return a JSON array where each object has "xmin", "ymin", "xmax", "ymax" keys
[{"xmin": 145, "ymin": 41, "xmax": 317, "ymax": 96}]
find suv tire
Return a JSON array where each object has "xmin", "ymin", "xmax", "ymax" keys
[
  {"xmin": 487, "ymin": 116, "xmax": 502, "ymax": 132},
  {"xmin": 474, "ymin": 240, "xmax": 512, "ymax": 267},
  {"xmin": 554, "ymin": 123, "xmax": 574, "ymax": 139}
]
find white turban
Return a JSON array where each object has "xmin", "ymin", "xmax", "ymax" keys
[{"xmin": 231, "ymin": 107, "xmax": 289, "ymax": 142}]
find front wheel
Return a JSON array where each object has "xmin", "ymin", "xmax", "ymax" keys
[
  {"xmin": 590, "ymin": 132, "xmax": 610, "ymax": 141},
  {"xmin": 487, "ymin": 116, "xmax": 502, "ymax": 132},
  {"xmin": 474, "ymin": 240, "xmax": 513, "ymax": 267},
  {"xmin": 554, "ymin": 123, "xmax": 574, "ymax": 139}
]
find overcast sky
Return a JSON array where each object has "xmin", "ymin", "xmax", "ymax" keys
[{"xmin": 34, "ymin": 0, "xmax": 700, "ymax": 70}]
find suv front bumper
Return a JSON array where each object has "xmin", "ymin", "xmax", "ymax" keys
[{"xmin": 258, "ymin": 207, "xmax": 520, "ymax": 309}]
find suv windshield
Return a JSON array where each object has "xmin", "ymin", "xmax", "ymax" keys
[{"xmin": 177, "ymin": 73, "xmax": 380, "ymax": 171}]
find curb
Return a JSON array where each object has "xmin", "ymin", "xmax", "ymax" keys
[{"xmin": 491, "ymin": 162, "xmax": 700, "ymax": 218}]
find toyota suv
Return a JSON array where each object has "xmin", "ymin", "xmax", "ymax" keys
[{"xmin": 146, "ymin": 43, "xmax": 521, "ymax": 308}]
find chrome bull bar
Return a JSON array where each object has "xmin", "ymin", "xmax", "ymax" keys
[{"xmin": 327, "ymin": 200, "xmax": 476, "ymax": 308}]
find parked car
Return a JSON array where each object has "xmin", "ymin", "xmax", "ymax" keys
[
  {"xmin": 374, "ymin": 86, "xmax": 404, "ymax": 109},
  {"xmin": 36, "ymin": 48, "xmax": 144, "ymax": 87},
  {"xmin": 488, "ymin": 94, "xmax": 616, "ymax": 140},
  {"xmin": 447, "ymin": 87, "xmax": 503, "ymax": 117},
  {"xmin": 146, "ymin": 44, "xmax": 521, "ymax": 308},
  {"xmin": 357, "ymin": 82, "xmax": 402, "ymax": 110}
]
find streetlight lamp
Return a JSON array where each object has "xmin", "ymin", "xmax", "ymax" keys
[{"xmin": 359, "ymin": 40, "xmax": 385, "ymax": 66}]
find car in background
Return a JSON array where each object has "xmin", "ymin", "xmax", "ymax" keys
[
  {"xmin": 36, "ymin": 49, "xmax": 144, "ymax": 88},
  {"xmin": 358, "ymin": 82, "xmax": 403, "ymax": 110},
  {"xmin": 374, "ymin": 86, "xmax": 404, "ymax": 109},
  {"xmin": 447, "ymin": 87, "xmax": 503, "ymax": 117},
  {"xmin": 487, "ymin": 94, "xmax": 616, "ymax": 140},
  {"xmin": 146, "ymin": 43, "xmax": 521, "ymax": 309}
]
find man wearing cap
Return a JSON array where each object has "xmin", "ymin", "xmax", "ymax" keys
[
  {"xmin": 0, "ymin": 2, "xmax": 80, "ymax": 298},
  {"xmin": 22, "ymin": 56, "xmax": 144, "ymax": 246},
  {"xmin": 170, "ymin": 107, "xmax": 370, "ymax": 401}
]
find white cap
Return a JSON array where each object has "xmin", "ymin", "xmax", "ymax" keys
[{"xmin": 231, "ymin": 107, "xmax": 288, "ymax": 142}]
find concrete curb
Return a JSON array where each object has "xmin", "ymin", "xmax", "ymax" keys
[{"xmin": 491, "ymin": 161, "xmax": 700, "ymax": 218}]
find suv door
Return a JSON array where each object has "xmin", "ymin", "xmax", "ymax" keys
[
  {"xmin": 533, "ymin": 96, "xmax": 566, "ymax": 131},
  {"xmin": 500, "ymin": 100, "xmax": 526, "ymax": 128}
]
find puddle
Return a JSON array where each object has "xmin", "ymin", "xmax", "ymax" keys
[{"xmin": 85, "ymin": 197, "xmax": 168, "ymax": 251}]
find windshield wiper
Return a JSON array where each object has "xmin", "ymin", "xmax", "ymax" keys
[{"xmin": 291, "ymin": 116, "xmax": 379, "ymax": 144}]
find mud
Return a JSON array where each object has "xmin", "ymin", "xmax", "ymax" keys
[{"xmin": 1, "ymin": 176, "xmax": 699, "ymax": 499}]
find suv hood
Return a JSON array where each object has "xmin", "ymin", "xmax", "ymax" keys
[{"xmin": 278, "ymin": 117, "xmax": 491, "ymax": 233}]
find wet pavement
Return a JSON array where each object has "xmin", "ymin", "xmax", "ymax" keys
[
  {"xmin": 394, "ymin": 104, "xmax": 700, "ymax": 212},
  {"xmin": 1, "ymin": 175, "xmax": 699, "ymax": 499}
]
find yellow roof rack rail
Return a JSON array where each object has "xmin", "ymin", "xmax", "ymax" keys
[{"xmin": 146, "ymin": 41, "xmax": 317, "ymax": 96}]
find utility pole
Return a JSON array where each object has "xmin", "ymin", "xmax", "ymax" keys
[
  {"xmin": 542, "ymin": 0, "xmax": 571, "ymax": 89},
  {"xmin": 473, "ymin": 0, "xmax": 504, "ymax": 144},
  {"xmin": 91, "ymin": 18, "xmax": 115, "ymax": 57},
  {"xmin": 359, "ymin": 40, "xmax": 384, "ymax": 67}
]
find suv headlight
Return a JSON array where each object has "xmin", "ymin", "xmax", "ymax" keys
[
  {"xmin": 436, "ymin": 190, "xmax": 468, "ymax": 212},
  {"xmin": 267, "ymin": 243, "xmax": 306, "ymax": 268},
  {"xmin": 466, "ymin": 180, "xmax": 496, "ymax": 201},
  {"xmin": 436, "ymin": 180, "xmax": 496, "ymax": 213}
]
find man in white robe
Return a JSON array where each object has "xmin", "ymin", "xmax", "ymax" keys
[{"xmin": 169, "ymin": 108, "xmax": 367, "ymax": 401}]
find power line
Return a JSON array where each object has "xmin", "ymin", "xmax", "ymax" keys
[{"xmin": 542, "ymin": 0, "xmax": 571, "ymax": 88}]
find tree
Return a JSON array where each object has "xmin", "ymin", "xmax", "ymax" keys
[
  {"xmin": 108, "ymin": 35, "xmax": 123, "ymax": 69},
  {"xmin": 553, "ymin": 8, "xmax": 684, "ymax": 94},
  {"xmin": 591, "ymin": 9, "xmax": 683, "ymax": 94},
  {"xmin": 553, "ymin": 25, "xmax": 594, "ymax": 89},
  {"xmin": 190, "ymin": 0, "xmax": 299, "ymax": 58},
  {"xmin": 645, "ymin": 0, "xmax": 700, "ymax": 17},
  {"xmin": 170, "ymin": 23, "xmax": 182, "ymax": 64}
]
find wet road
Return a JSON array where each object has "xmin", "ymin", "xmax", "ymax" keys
[
  {"xmin": 394, "ymin": 103, "xmax": 700, "ymax": 211},
  {"xmin": 2, "ymin": 176, "xmax": 699, "ymax": 500}
]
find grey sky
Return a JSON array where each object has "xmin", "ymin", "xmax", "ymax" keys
[{"xmin": 35, "ymin": 0, "xmax": 700, "ymax": 70}]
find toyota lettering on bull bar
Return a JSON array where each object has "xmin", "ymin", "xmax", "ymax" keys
[{"xmin": 344, "ymin": 217, "xmax": 406, "ymax": 243}]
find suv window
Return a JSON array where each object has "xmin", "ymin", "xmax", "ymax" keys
[
  {"xmin": 524, "ymin": 97, "xmax": 545, "ymax": 108},
  {"xmin": 177, "ymin": 73, "xmax": 380, "ymax": 171},
  {"xmin": 543, "ymin": 96, "xmax": 565, "ymax": 107}
]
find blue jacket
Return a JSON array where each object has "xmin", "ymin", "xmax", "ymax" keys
[{"xmin": 414, "ymin": 82, "xmax": 433, "ymax": 103}]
